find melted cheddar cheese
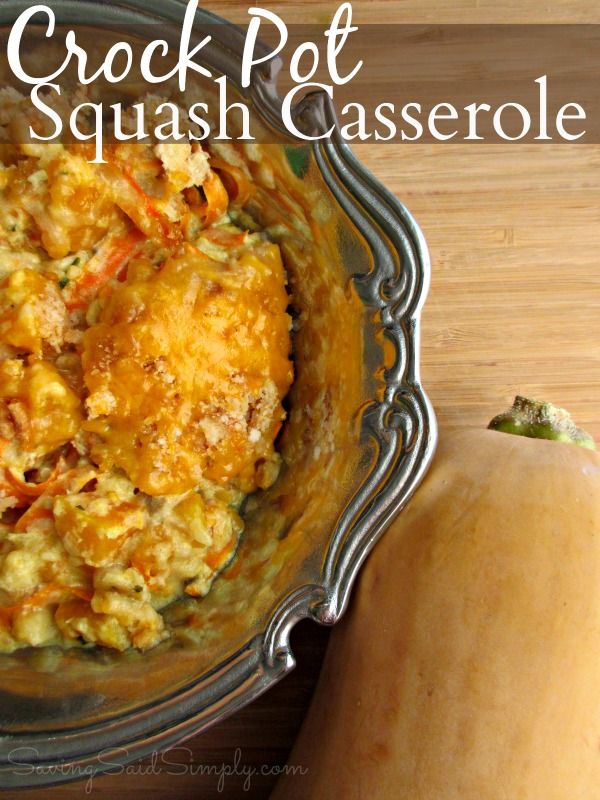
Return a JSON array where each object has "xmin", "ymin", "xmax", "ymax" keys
[{"xmin": 83, "ymin": 243, "xmax": 291, "ymax": 495}]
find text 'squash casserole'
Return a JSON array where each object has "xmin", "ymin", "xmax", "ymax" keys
[{"xmin": 0, "ymin": 90, "xmax": 293, "ymax": 653}]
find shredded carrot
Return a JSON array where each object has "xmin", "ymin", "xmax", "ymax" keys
[
  {"xmin": 41, "ymin": 466, "xmax": 97, "ymax": 498},
  {"xmin": 65, "ymin": 228, "xmax": 145, "ymax": 311},
  {"xmin": 6, "ymin": 457, "xmax": 65, "ymax": 498},
  {"xmin": 14, "ymin": 503, "xmax": 54, "ymax": 532},
  {"xmin": 97, "ymin": 153, "xmax": 180, "ymax": 245},
  {"xmin": 0, "ymin": 470, "xmax": 27, "ymax": 506},
  {"xmin": 120, "ymin": 165, "xmax": 176, "ymax": 242},
  {"xmin": 0, "ymin": 582, "xmax": 93, "ymax": 625},
  {"xmin": 13, "ymin": 466, "xmax": 96, "ymax": 532},
  {"xmin": 20, "ymin": 583, "xmax": 63, "ymax": 609},
  {"xmin": 199, "ymin": 170, "xmax": 229, "ymax": 227},
  {"xmin": 198, "ymin": 227, "xmax": 249, "ymax": 248},
  {"xmin": 184, "ymin": 242, "xmax": 204, "ymax": 258},
  {"xmin": 209, "ymin": 156, "xmax": 252, "ymax": 206}
]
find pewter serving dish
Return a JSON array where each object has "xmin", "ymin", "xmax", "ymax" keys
[{"xmin": 0, "ymin": 0, "xmax": 436, "ymax": 787}]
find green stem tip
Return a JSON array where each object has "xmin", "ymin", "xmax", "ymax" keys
[{"xmin": 488, "ymin": 396, "xmax": 596, "ymax": 450}]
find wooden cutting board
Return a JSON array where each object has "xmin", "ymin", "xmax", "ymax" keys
[{"xmin": 8, "ymin": 2, "xmax": 599, "ymax": 799}]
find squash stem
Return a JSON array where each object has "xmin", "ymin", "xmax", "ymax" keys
[{"xmin": 488, "ymin": 396, "xmax": 596, "ymax": 449}]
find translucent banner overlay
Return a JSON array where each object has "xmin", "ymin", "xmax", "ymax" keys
[{"xmin": 1, "ymin": 19, "xmax": 600, "ymax": 147}]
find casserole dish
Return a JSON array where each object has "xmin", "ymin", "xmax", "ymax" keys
[{"xmin": 0, "ymin": 0, "xmax": 436, "ymax": 787}]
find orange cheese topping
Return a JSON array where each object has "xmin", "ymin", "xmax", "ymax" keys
[{"xmin": 82, "ymin": 243, "xmax": 293, "ymax": 495}]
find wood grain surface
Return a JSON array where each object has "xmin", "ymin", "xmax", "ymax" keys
[{"xmin": 4, "ymin": 2, "xmax": 600, "ymax": 798}]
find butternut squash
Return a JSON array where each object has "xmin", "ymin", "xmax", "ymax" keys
[{"xmin": 273, "ymin": 399, "xmax": 600, "ymax": 800}]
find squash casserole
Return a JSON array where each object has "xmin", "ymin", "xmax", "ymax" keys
[{"xmin": 0, "ymin": 126, "xmax": 293, "ymax": 652}]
